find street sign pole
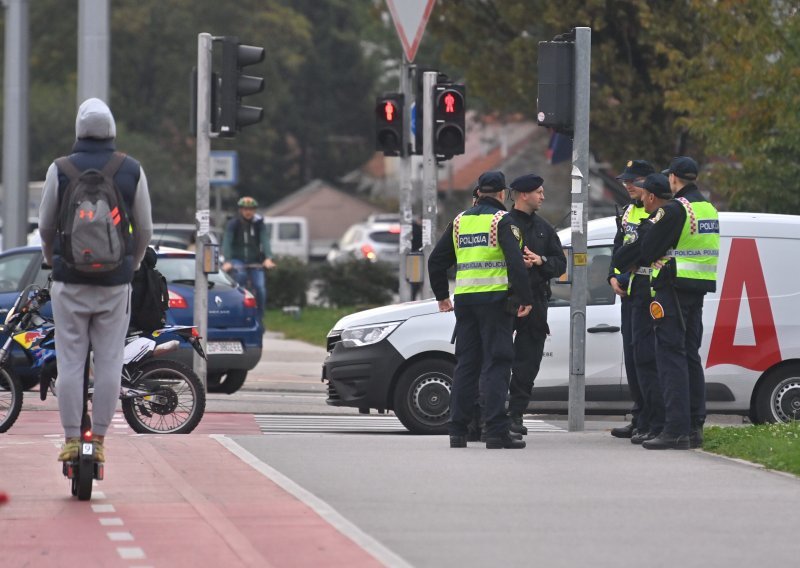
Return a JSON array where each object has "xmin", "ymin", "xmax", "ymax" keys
[
  {"xmin": 398, "ymin": 54, "xmax": 412, "ymax": 302},
  {"xmin": 568, "ymin": 27, "xmax": 592, "ymax": 432},
  {"xmin": 194, "ymin": 32, "xmax": 212, "ymax": 390},
  {"xmin": 421, "ymin": 71, "xmax": 438, "ymax": 299}
]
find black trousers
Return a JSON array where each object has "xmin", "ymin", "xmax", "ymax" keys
[
  {"xmin": 630, "ymin": 287, "xmax": 665, "ymax": 434},
  {"xmin": 653, "ymin": 287, "xmax": 706, "ymax": 436},
  {"xmin": 449, "ymin": 301, "xmax": 515, "ymax": 437},
  {"xmin": 508, "ymin": 306, "xmax": 548, "ymax": 417},
  {"xmin": 621, "ymin": 296, "xmax": 644, "ymax": 426}
]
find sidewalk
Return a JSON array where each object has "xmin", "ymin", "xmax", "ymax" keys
[{"xmin": 0, "ymin": 410, "xmax": 382, "ymax": 568}]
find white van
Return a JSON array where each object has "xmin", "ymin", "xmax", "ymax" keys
[
  {"xmin": 322, "ymin": 212, "xmax": 800, "ymax": 434},
  {"xmin": 262, "ymin": 216, "xmax": 310, "ymax": 263}
]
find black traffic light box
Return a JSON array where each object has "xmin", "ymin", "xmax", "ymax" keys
[
  {"xmin": 434, "ymin": 83, "xmax": 466, "ymax": 159},
  {"xmin": 537, "ymin": 40, "xmax": 574, "ymax": 136},
  {"xmin": 218, "ymin": 36, "xmax": 265, "ymax": 137},
  {"xmin": 375, "ymin": 93, "xmax": 404, "ymax": 156}
]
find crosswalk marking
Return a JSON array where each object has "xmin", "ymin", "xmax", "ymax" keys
[{"xmin": 254, "ymin": 414, "xmax": 565, "ymax": 434}]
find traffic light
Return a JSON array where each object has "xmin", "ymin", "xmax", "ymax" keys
[
  {"xmin": 218, "ymin": 36, "xmax": 265, "ymax": 137},
  {"xmin": 375, "ymin": 93, "xmax": 404, "ymax": 156},
  {"xmin": 537, "ymin": 39, "xmax": 574, "ymax": 136},
  {"xmin": 434, "ymin": 83, "xmax": 466, "ymax": 159}
]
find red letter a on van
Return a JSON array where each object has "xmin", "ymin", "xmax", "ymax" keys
[{"xmin": 706, "ymin": 238, "xmax": 781, "ymax": 371}]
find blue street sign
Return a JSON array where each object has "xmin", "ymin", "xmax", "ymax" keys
[{"xmin": 210, "ymin": 150, "xmax": 238, "ymax": 185}]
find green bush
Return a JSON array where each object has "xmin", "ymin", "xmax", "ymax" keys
[
  {"xmin": 315, "ymin": 259, "xmax": 397, "ymax": 307},
  {"xmin": 266, "ymin": 255, "xmax": 310, "ymax": 308}
]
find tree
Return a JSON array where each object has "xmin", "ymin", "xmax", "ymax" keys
[{"xmin": 667, "ymin": 1, "xmax": 800, "ymax": 213}]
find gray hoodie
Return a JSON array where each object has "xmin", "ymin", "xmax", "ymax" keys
[{"xmin": 39, "ymin": 98, "xmax": 152, "ymax": 274}]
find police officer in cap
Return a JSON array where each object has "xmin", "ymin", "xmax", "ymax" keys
[
  {"xmin": 608, "ymin": 159, "xmax": 655, "ymax": 438},
  {"xmin": 428, "ymin": 171, "xmax": 533, "ymax": 449},
  {"xmin": 612, "ymin": 173, "xmax": 671, "ymax": 444},
  {"xmin": 637, "ymin": 158, "xmax": 719, "ymax": 450},
  {"xmin": 506, "ymin": 174, "xmax": 567, "ymax": 435}
]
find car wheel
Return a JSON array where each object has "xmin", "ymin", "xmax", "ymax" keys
[
  {"xmin": 216, "ymin": 369, "xmax": 248, "ymax": 395},
  {"xmin": 753, "ymin": 364, "xmax": 800, "ymax": 423},
  {"xmin": 393, "ymin": 359, "xmax": 453, "ymax": 435},
  {"xmin": 206, "ymin": 372, "xmax": 223, "ymax": 393}
]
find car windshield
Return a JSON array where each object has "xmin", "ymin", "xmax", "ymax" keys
[{"xmin": 157, "ymin": 256, "xmax": 235, "ymax": 287}]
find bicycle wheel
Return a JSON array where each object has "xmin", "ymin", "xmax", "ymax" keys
[
  {"xmin": 0, "ymin": 367, "xmax": 23, "ymax": 433},
  {"xmin": 121, "ymin": 359, "xmax": 206, "ymax": 434}
]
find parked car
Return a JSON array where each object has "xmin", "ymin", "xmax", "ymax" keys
[
  {"xmin": 322, "ymin": 212, "xmax": 800, "ymax": 433},
  {"xmin": 326, "ymin": 220, "xmax": 400, "ymax": 267},
  {"xmin": 151, "ymin": 223, "xmax": 222, "ymax": 251},
  {"xmin": 0, "ymin": 246, "xmax": 262, "ymax": 394}
]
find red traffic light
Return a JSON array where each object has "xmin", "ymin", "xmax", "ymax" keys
[
  {"xmin": 384, "ymin": 101, "xmax": 397, "ymax": 122},
  {"xmin": 437, "ymin": 88, "xmax": 464, "ymax": 116}
]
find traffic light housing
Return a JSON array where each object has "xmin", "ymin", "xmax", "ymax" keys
[
  {"xmin": 434, "ymin": 83, "xmax": 466, "ymax": 159},
  {"xmin": 218, "ymin": 36, "xmax": 265, "ymax": 137},
  {"xmin": 375, "ymin": 93, "xmax": 404, "ymax": 156},
  {"xmin": 537, "ymin": 39, "xmax": 574, "ymax": 136}
]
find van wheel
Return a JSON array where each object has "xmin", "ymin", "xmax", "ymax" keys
[
  {"xmin": 753, "ymin": 364, "xmax": 800, "ymax": 423},
  {"xmin": 393, "ymin": 359, "xmax": 453, "ymax": 435}
]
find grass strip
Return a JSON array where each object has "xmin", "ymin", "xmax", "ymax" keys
[
  {"xmin": 703, "ymin": 421, "xmax": 800, "ymax": 476},
  {"xmin": 264, "ymin": 307, "xmax": 357, "ymax": 347}
]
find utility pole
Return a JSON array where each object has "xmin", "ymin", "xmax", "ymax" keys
[
  {"xmin": 77, "ymin": 0, "xmax": 110, "ymax": 104},
  {"xmin": 398, "ymin": 54, "xmax": 413, "ymax": 302},
  {"xmin": 194, "ymin": 33, "xmax": 212, "ymax": 389},
  {"xmin": 567, "ymin": 27, "xmax": 592, "ymax": 432},
  {"xmin": 420, "ymin": 71, "xmax": 438, "ymax": 299},
  {"xmin": 2, "ymin": 0, "xmax": 30, "ymax": 249}
]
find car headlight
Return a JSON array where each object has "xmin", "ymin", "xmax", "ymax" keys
[{"xmin": 340, "ymin": 322, "xmax": 401, "ymax": 348}]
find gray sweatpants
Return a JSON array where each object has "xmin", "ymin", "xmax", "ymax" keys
[{"xmin": 51, "ymin": 281, "xmax": 131, "ymax": 438}]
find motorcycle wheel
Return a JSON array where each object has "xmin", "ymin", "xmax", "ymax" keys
[
  {"xmin": 0, "ymin": 367, "xmax": 23, "ymax": 433},
  {"xmin": 121, "ymin": 359, "xmax": 206, "ymax": 434}
]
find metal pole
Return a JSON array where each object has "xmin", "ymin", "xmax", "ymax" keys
[
  {"xmin": 2, "ymin": 0, "xmax": 29, "ymax": 249},
  {"xmin": 194, "ymin": 33, "xmax": 212, "ymax": 389},
  {"xmin": 568, "ymin": 27, "xmax": 591, "ymax": 432},
  {"xmin": 421, "ymin": 71, "xmax": 437, "ymax": 300},
  {"xmin": 398, "ymin": 54, "xmax": 412, "ymax": 302},
  {"xmin": 77, "ymin": 0, "xmax": 110, "ymax": 104}
]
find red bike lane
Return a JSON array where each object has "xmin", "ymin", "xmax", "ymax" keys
[{"xmin": 0, "ymin": 411, "xmax": 385, "ymax": 568}]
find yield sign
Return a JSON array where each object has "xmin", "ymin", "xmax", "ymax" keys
[{"xmin": 385, "ymin": 0, "xmax": 436, "ymax": 62}]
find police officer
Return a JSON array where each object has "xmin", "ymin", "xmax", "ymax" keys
[
  {"xmin": 608, "ymin": 160, "xmax": 655, "ymax": 439},
  {"xmin": 506, "ymin": 174, "xmax": 567, "ymax": 435},
  {"xmin": 612, "ymin": 173, "xmax": 671, "ymax": 444},
  {"xmin": 638, "ymin": 157, "xmax": 719, "ymax": 450},
  {"xmin": 428, "ymin": 171, "xmax": 533, "ymax": 449}
]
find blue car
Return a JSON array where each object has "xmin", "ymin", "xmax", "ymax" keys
[{"xmin": 0, "ymin": 246, "xmax": 262, "ymax": 394}]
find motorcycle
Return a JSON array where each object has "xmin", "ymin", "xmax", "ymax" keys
[{"xmin": 0, "ymin": 281, "xmax": 207, "ymax": 435}]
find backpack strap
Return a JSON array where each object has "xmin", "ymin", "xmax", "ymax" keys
[
  {"xmin": 54, "ymin": 156, "xmax": 82, "ymax": 182},
  {"xmin": 102, "ymin": 152, "xmax": 128, "ymax": 178}
]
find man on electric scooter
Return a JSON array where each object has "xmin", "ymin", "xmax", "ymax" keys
[
  {"xmin": 39, "ymin": 98, "xmax": 153, "ymax": 464},
  {"xmin": 221, "ymin": 196, "xmax": 275, "ymax": 322}
]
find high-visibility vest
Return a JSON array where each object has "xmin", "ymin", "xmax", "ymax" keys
[
  {"xmin": 652, "ymin": 197, "xmax": 719, "ymax": 286},
  {"xmin": 452, "ymin": 211, "xmax": 510, "ymax": 296},
  {"xmin": 613, "ymin": 204, "xmax": 649, "ymax": 288}
]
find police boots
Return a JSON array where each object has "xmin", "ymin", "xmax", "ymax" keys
[{"xmin": 509, "ymin": 414, "xmax": 528, "ymax": 435}]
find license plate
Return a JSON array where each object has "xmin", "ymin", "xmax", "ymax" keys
[
  {"xmin": 206, "ymin": 341, "xmax": 244, "ymax": 355},
  {"xmin": 81, "ymin": 443, "xmax": 93, "ymax": 456}
]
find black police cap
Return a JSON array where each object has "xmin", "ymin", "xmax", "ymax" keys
[
  {"xmin": 509, "ymin": 174, "xmax": 544, "ymax": 193},
  {"xmin": 663, "ymin": 156, "xmax": 699, "ymax": 180},
  {"xmin": 616, "ymin": 159, "xmax": 655, "ymax": 181},
  {"xmin": 634, "ymin": 173, "xmax": 672, "ymax": 199},
  {"xmin": 476, "ymin": 170, "xmax": 507, "ymax": 193}
]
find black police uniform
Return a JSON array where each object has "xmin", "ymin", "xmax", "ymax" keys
[
  {"xmin": 638, "ymin": 159, "xmax": 716, "ymax": 449},
  {"xmin": 428, "ymin": 171, "xmax": 533, "ymax": 448},
  {"xmin": 608, "ymin": 160, "xmax": 655, "ymax": 437},
  {"xmin": 612, "ymin": 175, "xmax": 672, "ymax": 442},
  {"xmin": 506, "ymin": 174, "xmax": 567, "ymax": 427}
]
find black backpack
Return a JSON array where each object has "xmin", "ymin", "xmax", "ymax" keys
[
  {"xmin": 130, "ymin": 247, "xmax": 169, "ymax": 332},
  {"xmin": 54, "ymin": 152, "xmax": 130, "ymax": 276}
]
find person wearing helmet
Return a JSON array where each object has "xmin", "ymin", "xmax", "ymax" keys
[{"xmin": 222, "ymin": 196, "xmax": 275, "ymax": 321}]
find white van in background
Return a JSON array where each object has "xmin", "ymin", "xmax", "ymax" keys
[
  {"xmin": 322, "ymin": 212, "xmax": 800, "ymax": 434},
  {"xmin": 263, "ymin": 216, "xmax": 310, "ymax": 263}
]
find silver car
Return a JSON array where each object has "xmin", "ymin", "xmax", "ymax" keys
[{"xmin": 327, "ymin": 221, "xmax": 400, "ymax": 268}]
